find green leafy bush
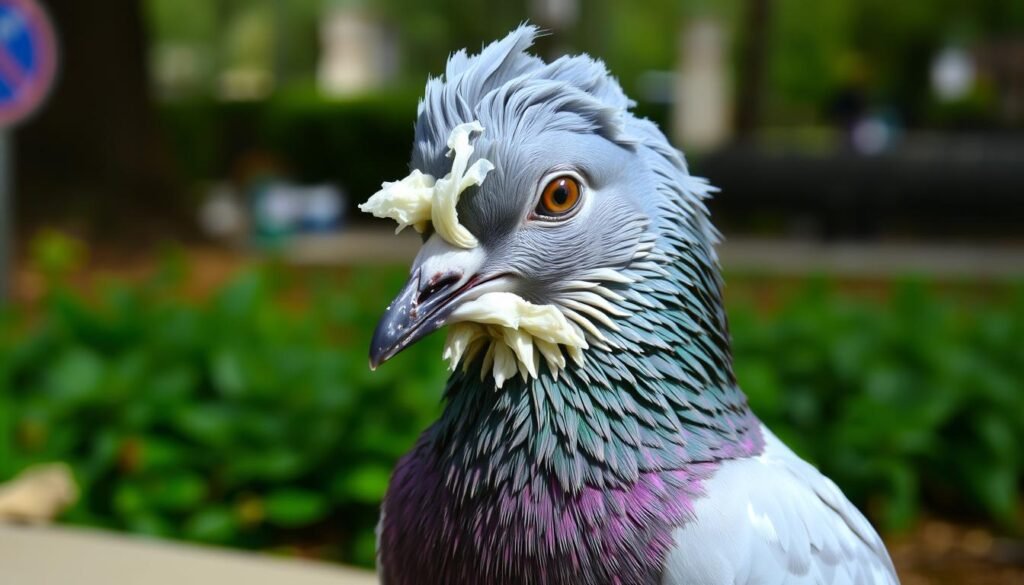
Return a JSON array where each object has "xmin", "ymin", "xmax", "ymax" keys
[
  {"xmin": 731, "ymin": 279, "xmax": 1024, "ymax": 532},
  {"xmin": 1, "ymin": 242, "xmax": 1021, "ymax": 567},
  {"xmin": 0, "ymin": 247, "xmax": 447, "ymax": 565}
]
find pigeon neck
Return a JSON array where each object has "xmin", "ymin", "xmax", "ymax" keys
[{"xmin": 432, "ymin": 237, "xmax": 763, "ymax": 494}]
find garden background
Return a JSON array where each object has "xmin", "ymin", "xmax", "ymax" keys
[{"xmin": 2, "ymin": 1, "xmax": 1023, "ymax": 583}]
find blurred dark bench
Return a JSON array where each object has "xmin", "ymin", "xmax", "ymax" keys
[{"xmin": 697, "ymin": 134, "xmax": 1024, "ymax": 240}]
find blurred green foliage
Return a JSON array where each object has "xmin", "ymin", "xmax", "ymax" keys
[
  {"xmin": 159, "ymin": 88, "xmax": 420, "ymax": 205},
  {"xmin": 147, "ymin": 0, "xmax": 1024, "ymax": 129},
  {"xmin": 1, "ymin": 236, "xmax": 1022, "ymax": 567},
  {"xmin": 0, "ymin": 235, "xmax": 447, "ymax": 565},
  {"xmin": 731, "ymin": 279, "xmax": 1024, "ymax": 532}
]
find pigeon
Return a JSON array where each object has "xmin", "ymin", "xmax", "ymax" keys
[{"xmin": 361, "ymin": 25, "xmax": 900, "ymax": 585}]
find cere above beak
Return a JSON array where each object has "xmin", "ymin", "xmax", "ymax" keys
[{"xmin": 368, "ymin": 269, "xmax": 504, "ymax": 369}]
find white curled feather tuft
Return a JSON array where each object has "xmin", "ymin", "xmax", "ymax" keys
[{"xmin": 359, "ymin": 121, "xmax": 492, "ymax": 249}]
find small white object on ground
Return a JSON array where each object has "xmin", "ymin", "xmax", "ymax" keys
[{"xmin": 0, "ymin": 462, "xmax": 78, "ymax": 524}]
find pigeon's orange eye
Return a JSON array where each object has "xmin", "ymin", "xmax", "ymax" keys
[{"xmin": 536, "ymin": 176, "xmax": 581, "ymax": 218}]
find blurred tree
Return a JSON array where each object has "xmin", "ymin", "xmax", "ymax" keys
[
  {"xmin": 147, "ymin": 0, "xmax": 218, "ymax": 96},
  {"xmin": 376, "ymin": 0, "xmax": 527, "ymax": 81},
  {"xmin": 735, "ymin": 0, "xmax": 771, "ymax": 137},
  {"xmin": 764, "ymin": 0, "xmax": 1024, "ymax": 126},
  {"xmin": 15, "ymin": 0, "xmax": 185, "ymax": 239}
]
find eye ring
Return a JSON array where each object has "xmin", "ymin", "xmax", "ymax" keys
[{"xmin": 534, "ymin": 175, "xmax": 582, "ymax": 220}]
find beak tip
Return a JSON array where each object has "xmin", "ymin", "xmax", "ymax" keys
[
  {"xmin": 367, "ymin": 266, "xmax": 467, "ymax": 372},
  {"xmin": 368, "ymin": 344, "xmax": 387, "ymax": 371},
  {"xmin": 368, "ymin": 331, "xmax": 393, "ymax": 371}
]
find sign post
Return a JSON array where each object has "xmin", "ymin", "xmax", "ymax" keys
[
  {"xmin": 0, "ymin": 132, "xmax": 10, "ymax": 302},
  {"xmin": 0, "ymin": 0, "xmax": 58, "ymax": 301}
]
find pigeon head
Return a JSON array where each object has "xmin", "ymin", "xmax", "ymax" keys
[{"xmin": 364, "ymin": 25, "xmax": 722, "ymax": 388}]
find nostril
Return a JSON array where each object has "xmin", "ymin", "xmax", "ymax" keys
[{"xmin": 417, "ymin": 272, "xmax": 461, "ymax": 305}]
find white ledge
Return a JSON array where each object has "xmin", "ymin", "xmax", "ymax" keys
[{"xmin": 0, "ymin": 523, "xmax": 377, "ymax": 585}]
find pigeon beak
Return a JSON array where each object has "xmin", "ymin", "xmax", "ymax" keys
[
  {"xmin": 369, "ymin": 268, "xmax": 459, "ymax": 369},
  {"xmin": 368, "ymin": 236, "xmax": 511, "ymax": 369},
  {"xmin": 368, "ymin": 267, "xmax": 511, "ymax": 369}
]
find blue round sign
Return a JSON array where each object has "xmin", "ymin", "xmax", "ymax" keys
[{"xmin": 0, "ymin": 0, "xmax": 56, "ymax": 127}]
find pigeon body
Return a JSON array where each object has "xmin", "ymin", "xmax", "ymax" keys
[{"xmin": 367, "ymin": 26, "xmax": 899, "ymax": 585}]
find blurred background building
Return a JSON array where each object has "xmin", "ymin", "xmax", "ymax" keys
[{"xmin": 1, "ymin": 1, "xmax": 1022, "ymax": 584}]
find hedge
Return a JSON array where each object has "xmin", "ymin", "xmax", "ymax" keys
[{"xmin": 2, "ymin": 237, "xmax": 1021, "ymax": 567}]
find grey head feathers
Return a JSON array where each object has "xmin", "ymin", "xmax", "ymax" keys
[
  {"xmin": 406, "ymin": 24, "xmax": 759, "ymax": 489},
  {"xmin": 414, "ymin": 24, "xmax": 636, "ymax": 165},
  {"xmin": 411, "ymin": 24, "xmax": 722, "ymax": 316}
]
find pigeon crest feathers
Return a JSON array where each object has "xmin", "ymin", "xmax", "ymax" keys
[{"xmin": 414, "ymin": 24, "xmax": 637, "ymax": 164}]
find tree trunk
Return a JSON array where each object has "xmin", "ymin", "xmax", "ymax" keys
[
  {"xmin": 15, "ymin": 0, "xmax": 184, "ymax": 241},
  {"xmin": 735, "ymin": 0, "xmax": 772, "ymax": 139}
]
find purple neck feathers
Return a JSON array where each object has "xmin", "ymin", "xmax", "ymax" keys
[
  {"xmin": 379, "ymin": 346, "xmax": 764, "ymax": 584},
  {"xmin": 380, "ymin": 431, "xmax": 720, "ymax": 585}
]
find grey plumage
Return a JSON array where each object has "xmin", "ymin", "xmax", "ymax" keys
[
  {"xmin": 368, "ymin": 24, "xmax": 900, "ymax": 585},
  {"xmin": 663, "ymin": 429, "xmax": 897, "ymax": 584}
]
